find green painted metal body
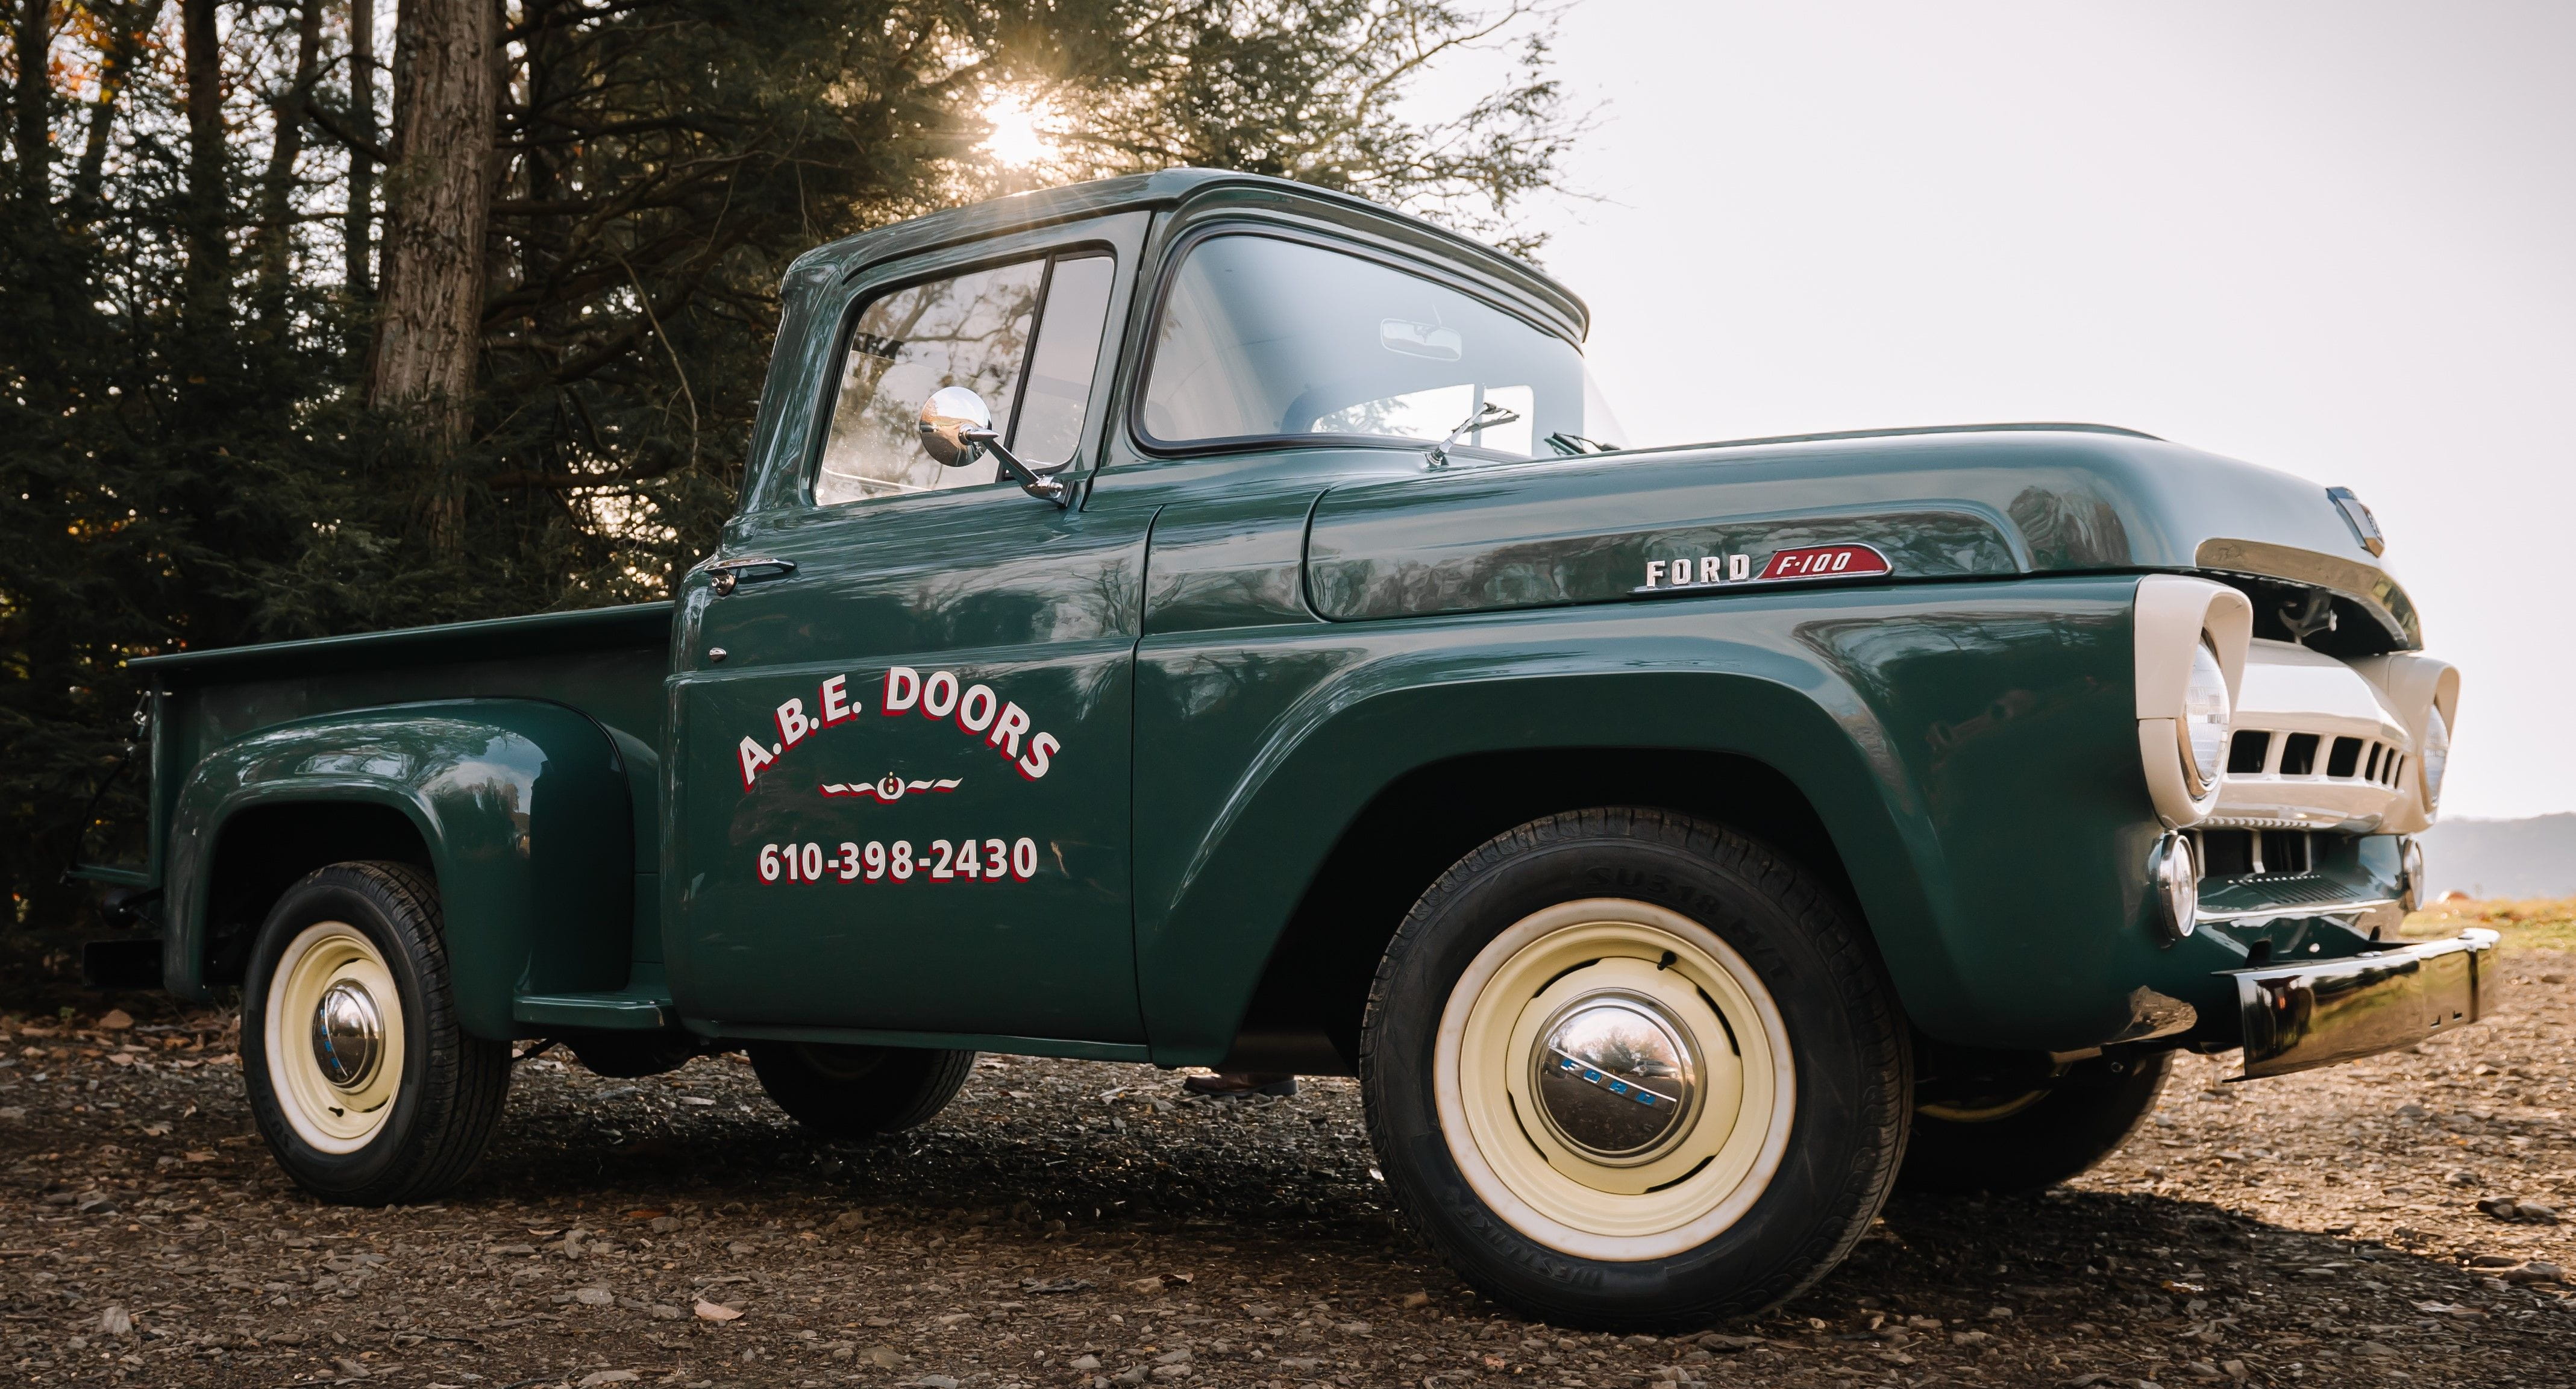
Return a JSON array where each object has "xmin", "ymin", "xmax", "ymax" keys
[
  {"xmin": 114, "ymin": 171, "xmax": 2425, "ymax": 1064},
  {"xmin": 159, "ymin": 700, "xmax": 635, "ymax": 1038},
  {"xmin": 129, "ymin": 604, "xmax": 670, "ymax": 1037}
]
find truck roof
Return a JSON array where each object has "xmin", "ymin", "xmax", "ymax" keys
[{"xmin": 783, "ymin": 168, "xmax": 1592, "ymax": 342}]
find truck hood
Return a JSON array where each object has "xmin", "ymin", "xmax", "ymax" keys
[{"xmin": 1303, "ymin": 425, "xmax": 2420, "ymax": 650}]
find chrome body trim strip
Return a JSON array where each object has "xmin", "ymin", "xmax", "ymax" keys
[{"xmin": 2196, "ymin": 895, "xmax": 2399, "ymax": 927}]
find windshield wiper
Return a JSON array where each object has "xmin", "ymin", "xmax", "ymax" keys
[
  {"xmin": 1425, "ymin": 401, "xmax": 1523, "ymax": 469},
  {"xmin": 1544, "ymin": 431, "xmax": 1617, "ymax": 456}
]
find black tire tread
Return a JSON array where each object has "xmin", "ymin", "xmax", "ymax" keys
[
  {"xmin": 1901, "ymin": 1050, "xmax": 2171, "ymax": 1194},
  {"xmin": 748, "ymin": 1043, "xmax": 976, "ymax": 1140},
  {"xmin": 1360, "ymin": 806, "xmax": 1911, "ymax": 1328},
  {"xmin": 877, "ymin": 1047, "xmax": 977, "ymax": 1131},
  {"xmin": 345, "ymin": 862, "xmax": 515, "ymax": 1202}
]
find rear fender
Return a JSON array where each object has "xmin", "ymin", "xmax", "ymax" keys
[{"xmin": 164, "ymin": 700, "xmax": 633, "ymax": 1039}]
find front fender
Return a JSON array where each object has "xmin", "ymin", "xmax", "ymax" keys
[
  {"xmin": 1136, "ymin": 576, "xmax": 2161, "ymax": 1059},
  {"xmin": 164, "ymin": 700, "xmax": 633, "ymax": 1039}
]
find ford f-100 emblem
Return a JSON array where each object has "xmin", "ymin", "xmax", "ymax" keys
[{"xmin": 1634, "ymin": 543, "xmax": 1893, "ymax": 595}]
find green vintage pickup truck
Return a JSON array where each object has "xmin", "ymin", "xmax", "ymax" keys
[{"xmin": 81, "ymin": 169, "xmax": 2487, "ymax": 1327}]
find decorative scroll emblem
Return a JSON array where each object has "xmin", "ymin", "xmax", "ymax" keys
[
  {"xmin": 1634, "ymin": 542, "xmax": 1894, "ymax": 595},
  {"xmin": 819, "ymin": 773, "xmax": 963, "ymax": 802}
]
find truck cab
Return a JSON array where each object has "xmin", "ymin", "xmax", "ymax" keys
[{"xmin": 86, "ymin": 169, "xmax": 2486, "ymax": 1329}]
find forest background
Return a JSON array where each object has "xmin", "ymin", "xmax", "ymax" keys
[{"xmin": 0, "ymin": 0, "xmax": 1578, "ymax": 948}]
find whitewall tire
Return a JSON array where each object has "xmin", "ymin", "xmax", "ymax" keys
[
  {"xmin": 1362, "ymin": 809, "xmax": 1911, "ymax": 1330},
  {"xmin": 1435, "ymin": 899, "xmax": 1797, "ymax": 1259},
  {"xmin": 240, "ymin": 862, "xmax": 510, "ymax": 1205},
  {"xmin": 263, "ymin": 920, "xmax": 408, "ymax": 1153}
]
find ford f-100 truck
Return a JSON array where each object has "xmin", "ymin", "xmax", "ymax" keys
[{"xmin": 78, "ymin": 169, "xmax": 2487, "ymax": 1329}]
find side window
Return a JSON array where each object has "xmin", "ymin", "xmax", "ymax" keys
[{"xmin": 814, "ymin": 253, "xmax": 1116, "ymax": 507}]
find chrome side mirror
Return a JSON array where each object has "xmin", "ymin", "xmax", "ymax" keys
[
  {"xmin": 913, "ymin": 386, "xmax": 1071, "ymax": 507},
  {"xmin": 918, "ymin": 386, "xmax": 992, "ymax": 468}
]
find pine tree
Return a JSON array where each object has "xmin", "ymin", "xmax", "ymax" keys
[{"xmin": 0, "ymin": 0, "xmax": 1579, "ymax": 948}]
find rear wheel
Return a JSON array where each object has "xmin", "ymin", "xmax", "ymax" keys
[
  {"xmin": 748, "ymin": 1043, "xmax": 974, "ymax": 1139},
  {"xmin": 1901, "ymin": 1050, "xmax": 2171, "ymax": 1193},
  {"xmin": 240, "ymin": 862, "xmax": 512, "ymax": 1205},
  {"xmin": 1361, "ymin": 809, "xmax": 1911, "ymax": 1330}
]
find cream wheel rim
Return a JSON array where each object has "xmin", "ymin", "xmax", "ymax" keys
[
  {"xmin": 264, "ymin": 921, "xmax": 405, "ymax": 1154},
  {"xmin": 1434, "ymin": 898, "xmax": 1795, "ymax": 1261}
]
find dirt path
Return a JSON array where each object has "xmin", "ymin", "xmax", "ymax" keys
[{"xmin": 2, "ymin": 911, "xmax": 2569, "ymax": 1388}]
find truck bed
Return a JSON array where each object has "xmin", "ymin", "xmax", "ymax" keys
[
  {"xmin": 135, "ymin": 601, "xmax": 675, "ymax": 759},
  {"xmin": 108, "ymin": 602, "xmax": 676, "ymax": 899}
]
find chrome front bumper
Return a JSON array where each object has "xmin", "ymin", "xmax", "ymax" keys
[{"xmin": 2231, "ymin": 928, "xmax": 2501, "ymax": 1079}]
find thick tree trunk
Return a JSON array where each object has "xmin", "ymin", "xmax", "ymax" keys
[
  {"xmin": 368, "ymin": 0, "xmax": 495, "ymax": 446},
  {"xmin": 344, "ymin": 0, "xmax": 377, "ymax": 298},
  {"xmin": 253, "ymin": 0, "xmax": 327, "ymax": 306},
  {"xmin": 180, "ymin": 0, "xmax": 228, "ymax": 319},
  {"xmin": 11, "ymin": 0, "xmax": 49, "ymax": 199}
]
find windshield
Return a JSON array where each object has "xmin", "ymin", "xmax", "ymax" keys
[{"xmin": 1138, "ymin": 234, "xmax": 1625, "ymax": 458}]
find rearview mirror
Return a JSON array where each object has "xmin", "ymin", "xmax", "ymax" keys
[
  {"xmin": 914, "ymin": 384, "xmax": 1073, "ymax": 509},
  {"xmin": 918, "ymin": 386, "xmax": 992, "ymax": 467},
  {"xmin": 1380, "ymin": 318, "xmax": 1463, "ymax": 361}
]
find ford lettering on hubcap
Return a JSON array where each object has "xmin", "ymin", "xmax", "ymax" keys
[{"xmin": 1531, "ymin": 994, "xmax": 1700, "ymax": 1164}]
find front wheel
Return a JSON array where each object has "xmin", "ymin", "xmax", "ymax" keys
[
  {"xmin": 748, "ymin": 1043, "xmax": 974, "ymax": 1140},
  {"xmin": 240, "ymin": 862, "xmax": 513, "ymax": 1205},
  {"xmin": 1362, "ymin": 809, "xmax": 1911, "ymax": 1330}
]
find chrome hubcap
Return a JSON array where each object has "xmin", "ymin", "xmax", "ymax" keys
[
  {"xmin": 1529, "ymin": 992, "xmax": 1701, "ymax": 1165},
  {"xmin": 310, "ymin": 980, "xmax": 384, "ymax": 1091}
]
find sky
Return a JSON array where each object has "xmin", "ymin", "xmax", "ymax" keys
[{"xmin": 1444, "ymin": 2, "xmax": 2575, "ymax": 820}]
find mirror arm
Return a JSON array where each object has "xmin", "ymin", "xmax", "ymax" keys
[{"xmin": 962, "ymin": 429, "xmax": 1071, "ymax": 507}]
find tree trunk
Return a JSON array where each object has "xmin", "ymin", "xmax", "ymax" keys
[
  {"xmin": 180, "ymin": 0, "xmax": 228, "ymax": 319},
  {"xmin": 344, "ymin": 0, "xmax": 377, "ymax": 298},
  {"xmin": 253, "ymin": 0, "xmax": 327, "ymax": 306},
  {"xmin": 369, "ymin": 0, "xmax": 495, "ymax": 448},
  {"xmin": 11, "ymin": 0, "xmax": 49, "ymax": 199},
  {"xmin": 71, "ymin": 1, "xmax": 170, "ymax": 215}
]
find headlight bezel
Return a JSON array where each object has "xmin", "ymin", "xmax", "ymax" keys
[
  {"xmin": 2346, "ymin": 651, "xmax": 2460, "ymax": 836},
  {"xmin": 2132, "ymin": 576, "xmax": 2254, "ymax": 829}
]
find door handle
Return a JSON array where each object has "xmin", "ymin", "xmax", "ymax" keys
[{"xmin": 707, "ymin": 556, "xmax": 797, "ymax": 595}]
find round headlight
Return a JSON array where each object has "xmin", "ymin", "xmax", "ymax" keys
[
  {"xmin": 2399, "ymin": 836, "xmax": 2425, "ymax": 913},
  {"xmin": 2148, "ymin": 832, "xmax": 2198, "ymax": 944},
  {"xmin": 2179, "ymin": 639, "xmax": 2231, "ymax": 794},
  {"xmin": 2419, "ymin": 704, "xmax": 2450, "ymax": 811}
]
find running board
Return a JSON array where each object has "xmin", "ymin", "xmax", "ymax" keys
[{"xmin": 513, "ymin": 989, "xmax": 675, "ymax": 1031}]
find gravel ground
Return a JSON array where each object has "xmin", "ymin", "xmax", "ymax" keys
[{"xmin": 2, "ymin": 903, "xmax": 2570, "ymax": 1388}]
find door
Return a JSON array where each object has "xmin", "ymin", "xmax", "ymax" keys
[{"xmin": 667, "ymin": 224, "xmax": 1150, "ymax": 1042}]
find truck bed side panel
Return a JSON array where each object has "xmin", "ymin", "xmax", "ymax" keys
[
  {"xmin": 137, "ymin": 605, "xmax": 672, "ymax": 1029},
  {"xmin": 161, "ymin": 700, "xmax": 635, "ymax": 1037},
  {"xmin": 166, "ymin": 641, "xmax": 668, "ymax": 871}
]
